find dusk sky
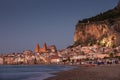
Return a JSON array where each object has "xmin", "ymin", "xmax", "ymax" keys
[{"xmin": 0, "ymin": 0, "xmax": 119, "ymax": 53}]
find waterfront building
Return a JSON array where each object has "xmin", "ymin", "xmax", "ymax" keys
[{"xmin": 50, "ymin": 55, "xmax": 61, "ymax": 63}]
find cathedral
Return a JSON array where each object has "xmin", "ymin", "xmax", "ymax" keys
[
  {"xmin": 35, "ymin": 43, "xmax": 47, "ymax": 53},
  {"xmin": 35, "ymin": 43, "xmax": 57, "ymax": 53}
]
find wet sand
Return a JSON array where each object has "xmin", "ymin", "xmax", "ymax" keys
[{"xmin": 45, "ymin": 64, "xmax": 120, "ymax": 80}]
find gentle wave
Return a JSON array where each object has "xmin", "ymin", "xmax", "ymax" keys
[{"xmin": 0, "ymin": 65, "xmax": 73, "ymax": 80}]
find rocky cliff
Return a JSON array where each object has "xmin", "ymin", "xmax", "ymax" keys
[{"xmin": 74, "ymin": 1, "xmax": 120, "ymax": 47}]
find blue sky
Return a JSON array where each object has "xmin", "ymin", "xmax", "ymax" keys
[{"xmin": 0, "ymin": 0, "xmax": 119, "ymax": 53}]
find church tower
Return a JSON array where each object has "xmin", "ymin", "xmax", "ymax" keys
[
  {"xmin": 35, "ymin": 43, "xmax": 40, "ymax": 53},
  {"xmin": 40, "ymin": 42, "xmax": 47, "ymax": 53}
]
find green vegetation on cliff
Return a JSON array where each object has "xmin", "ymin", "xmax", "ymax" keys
[{"xmin": 78, "ymin": 6, "xmax": 120, "ymax": 23}]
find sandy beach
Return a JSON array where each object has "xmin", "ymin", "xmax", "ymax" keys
[{"xmin": 45, "ymin": 64, "xmax": 120, "ymax": 80}]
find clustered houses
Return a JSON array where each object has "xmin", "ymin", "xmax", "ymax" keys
[
  {"xmin": 0, "ymin": 51, "xmax": 35, "ymax": 65},
  {"xmin": 57, "ymin": 45, "xmax": 120, "ymax": 64},
  {"xmin": 0, "ymin": 43, "xmax": 120, "ymax": 65},
  {"xmin": 0, "ymin": 43, "xmax": 60, "ymax": 65}
]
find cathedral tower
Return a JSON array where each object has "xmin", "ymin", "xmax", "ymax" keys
[
  {"xmin": 40, "ymin": 43, "xmax": 47, "ymax": 53},
  {"xmin": 35, "ymin": 43, "xmax": 40, "ymax": 53}
]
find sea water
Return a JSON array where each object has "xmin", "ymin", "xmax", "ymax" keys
[{"xmin": 0, "ymin": 65, "xmax": 73, "ymax": 80}]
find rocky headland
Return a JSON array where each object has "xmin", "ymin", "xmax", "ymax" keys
[{"xmin": 74, "ymin": 1, "xmax": 120, "ymax": 47}]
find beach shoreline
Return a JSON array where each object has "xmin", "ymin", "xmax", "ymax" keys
[{"xmin": 44, "ymin": 64, "xmax": 120, "ymax": 80}]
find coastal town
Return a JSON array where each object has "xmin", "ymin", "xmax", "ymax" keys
[
  {"xmin": 1, "ymin": 1, "xmax": 120, "ymax": 80},
  {"xmin": 0, "ymin": 42, "xmax": 120, "ymax": 65},
  {"xmin": 0, "ymin": 0, "xmax": 120, "ymax": 66}
]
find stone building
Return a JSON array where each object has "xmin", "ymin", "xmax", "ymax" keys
[
  {"xmin": 35, "ymin": 43, "xmax": 47, "ymax": 53},
  {"xmin": 35, "ymin": 43, "xmax": 57, "ymax": 53},
  {"xmin": 47, "ymin": 45, "xmax": 57, "ymax": 52}
]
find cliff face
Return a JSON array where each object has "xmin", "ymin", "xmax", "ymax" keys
[
  {"xmin": 74, "ymin": 1, "xmax": 120, "ymax": 47},
  {"xmin": 74, "ymin": 21, "xmax": 120, "ymax": 47},
  {"xmin": 74, "ymin": 22, "xmax": 109, "ymax": 43}
]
